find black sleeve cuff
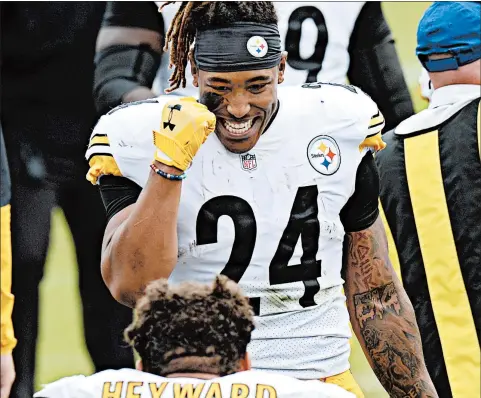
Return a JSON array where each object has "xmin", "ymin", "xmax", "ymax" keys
[
  {"xmin": 340, "ymin": 152, "xmax": 380, "ymax": 232},
  {"xmin": 98, "ymin": 175, "xmax": 142, "ymax": 222}
]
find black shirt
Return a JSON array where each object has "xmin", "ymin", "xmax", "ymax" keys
[{"xmin": 1, "ymin": 2, "xmax": 106, "ymax": 181}]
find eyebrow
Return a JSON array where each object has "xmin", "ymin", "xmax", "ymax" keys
[
  {"xmin": 206, "ymin": 77, "xmax": 232, "ymax": 85},
  {"xmin": 245, "ymin": 76, "xmax": 272, "ymax": 84}
]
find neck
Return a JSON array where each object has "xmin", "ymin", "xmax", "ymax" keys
[
  {"xmin": 165, "ymin": 372, "xmax": 220, "ymax": 380},
  {"xmin": 155, "ymin": 356, "xmax": 224, "ymax": 378}
]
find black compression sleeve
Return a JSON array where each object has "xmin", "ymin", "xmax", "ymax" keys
[
  {"xmin": 98, "ymin": 175, "xmax": 142, "ymax": 222},
  {"xmin": 103, "ymin": 1, "xmax": 163, "ymax": 31},
  {"xmin": 347, "ymin": 2, "xmax": 414, "ymax": 131},
  {"xmin": 340, "ymin": 152, "xmax": 380, "ymax": 232}
]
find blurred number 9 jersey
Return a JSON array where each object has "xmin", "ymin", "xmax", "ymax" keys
[
  {"xmin": 275, "ymin": 2, "xmax": 365, "ymax": 85},
  {"xmin": 86, "ymin": 84, "xmax": 385, "ymax": 379}
]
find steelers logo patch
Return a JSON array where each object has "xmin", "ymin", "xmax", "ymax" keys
[
  {"xmin": 247, "ymin": 36, "xmax": 268, "ymax": 58},
  {"xmin": 307, "ymin": 135, "xmax": 341, "ymax": 176}
]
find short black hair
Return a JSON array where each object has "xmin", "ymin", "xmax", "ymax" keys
[
  {"xmin": 161, "ymin": 1, "xmax": 278, "ymax": 92},
  {"xmin": 124, "ymin": 275, "xmax": 255, "ymax": 376}
]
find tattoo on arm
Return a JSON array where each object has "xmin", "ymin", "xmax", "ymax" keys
[{"xmin": 344, "ymin": 217, "xmax": 437, "ymax": 398}]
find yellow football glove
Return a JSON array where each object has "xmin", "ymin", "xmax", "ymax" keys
[{"xmin": 153, "ymin": 97, "xmax": 216, "ymax": 171}]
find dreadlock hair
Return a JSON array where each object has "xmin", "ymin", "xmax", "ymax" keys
[
  {"xmin": 160, "ymin": 1, "xmax": 278, "ymax": 92},
  {"xmin": 124, "ymin": 275, "xmax": 255, "ymax": 376}
]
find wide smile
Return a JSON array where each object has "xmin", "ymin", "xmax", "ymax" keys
[{"xmin": 217, "ymin": 117, "xmax": 262, "ymax": 141}]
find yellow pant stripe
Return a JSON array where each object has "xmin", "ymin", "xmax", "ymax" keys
[
  {"xmin": 324, "ymin": 370, "xmax": 364, "ymax": 398},
  {"xmin": 378, "ymin": 203, "xmax": 402, "ymax": 285},
  {"xmin": 405, "ymin": 131, "xmax": 480, "ymax": 398},
  {"xmin": 1, "ymin": 204, "xmax": 16, "ymax": 353}
]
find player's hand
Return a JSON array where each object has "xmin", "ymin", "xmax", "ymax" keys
[
  {"xmin": 0, "ymin": 353, "xmax": 15, "ymax": 398},
  {"xmin": 153, "ymin": 97, "xmax": 216, "ymax": 171}
]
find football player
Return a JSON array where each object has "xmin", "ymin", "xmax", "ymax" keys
[
  {"xmin": 87, "ymin": 2, "xmax": 437, "ymax": 397},
  {"xmin": 34, "ymin": 276, "xmax": 355, "ymax": 397},
  {"xmin": 94, "ymin": 1, "xmax": 413, "ymax": 130}
]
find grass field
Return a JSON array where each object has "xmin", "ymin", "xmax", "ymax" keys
[{"xmin": 34, "ymin": 3, "xmax": 431, "ymax": 396}]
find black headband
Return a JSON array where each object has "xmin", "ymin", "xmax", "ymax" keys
[{"xmin": 194, "ymin": 22, "xmax": 282, "ymax": 72}]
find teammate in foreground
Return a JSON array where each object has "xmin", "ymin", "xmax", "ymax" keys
[
  {"xmin": 34, "ymin": 276, "xmax": 354, "ymax": 397},
  {"xmin": 87, "ymin": 2, "xmax": 437, "ymax": 397}
]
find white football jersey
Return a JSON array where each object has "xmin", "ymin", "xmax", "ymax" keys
[
  {"xmin": 34, "ymin": 369, "xmax": 355, "ymax": 398},
  {"xmin": 86, "ymin": 84, "xmax": 384, "ymax": 379},
  {"xmin": 153, "ymin": 2, "xmax": 365, "ymax": 96}
]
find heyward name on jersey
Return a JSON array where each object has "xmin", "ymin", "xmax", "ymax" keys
[{"xmin": 34, "ymin": 369, "xmax": 355, "ymax": 398}]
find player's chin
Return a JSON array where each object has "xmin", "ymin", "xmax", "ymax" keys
[{"xmin": 216, "ymin": 117, "xmax": 263, "ymax": 153}]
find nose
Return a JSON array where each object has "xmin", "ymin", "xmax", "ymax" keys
[{"xmin": 226, "ymin": 93, "xmax": 251, "ymax": 119}]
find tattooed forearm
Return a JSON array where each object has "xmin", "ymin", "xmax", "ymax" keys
[
  {"xmin": 345, "ymin": 217, "xmax": 438, "ymax": 398},
  {"xmin": 354, "ymin": 282, "xmax": 401, "ymax": 328}
]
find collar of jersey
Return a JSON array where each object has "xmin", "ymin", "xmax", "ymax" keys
[{"xmin": 395, "ymin": 84, "xmax": 480, "ymax": 135}]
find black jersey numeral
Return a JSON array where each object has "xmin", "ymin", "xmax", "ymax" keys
[
  {"xmin": 285, "ymin": 6, "xmax": 328, "ymax": 83},
  {"xmin": 196, "ymin": 186, "xmax": 322, "ymax": 315}
]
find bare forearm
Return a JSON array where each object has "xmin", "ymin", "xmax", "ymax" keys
[
  {"xmin": 345, "ymin": 218, "xmax": 437, "ymax": 397},
  {"xmin": 103, "ymin": 165, "xmax": 181, "ymax": 306}
]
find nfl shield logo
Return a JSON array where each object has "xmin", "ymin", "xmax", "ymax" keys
[{"xmin": 240, "ymin": 153, "xmax": 257, "ymax": 172}]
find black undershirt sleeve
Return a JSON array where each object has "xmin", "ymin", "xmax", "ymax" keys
[
  {"xmin": 347, "ymin": 2, "xmax": 415, "ymax": 131},
  {"xmin": 98, "ymin": 175, "xmax": 142, "ymax": 222},
  {"xmin": 340, "ymin": 151, "xmax": 380, "ymax": 233}
]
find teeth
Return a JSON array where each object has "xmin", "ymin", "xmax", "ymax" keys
[{"xmin": 224, "ymin": 119, "xmax": 253, "ymax": 135}]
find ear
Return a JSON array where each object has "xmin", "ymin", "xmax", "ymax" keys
[
  {"xmin": 278, "ymin": 52, "xmax": 288, "ymax": 85},
  {"xmin": 189, "ymin": 49, "xmax": 199, "ymax": 87},
  {"xmin": 239, "ymin": 353, "xmax": 251, "ymax": 371},
  {"xmin": 135, "ymin": 359, "xmax": 143, "ymax": 371}
]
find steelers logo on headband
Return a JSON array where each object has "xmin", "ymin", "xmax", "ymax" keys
[
  {"xmin": 247, "ymin": 36, "xmax": 269, "ymax": 58},
  {"xmin": 194, "ymin": 23, "xmax": 281, "ymax": 72}
]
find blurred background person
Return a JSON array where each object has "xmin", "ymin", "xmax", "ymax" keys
[
  {"xmin": 376, "ymin": 2, "xmax": 481, "ymax": 397},
  {"xmin": 1, "ymin": 124, "xmax": 16, "ymax": 398},
  {"xmin": 0, "ymin": 3, "xmax": 134, "ymax": 397},
  {"xmin": 94, "ymin": 1, "xmax": 414, "ymax": 131}
]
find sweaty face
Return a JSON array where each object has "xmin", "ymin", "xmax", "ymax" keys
[{"xmin": 198, "ymin": 68, "xmax": 280, "ymax": 154}]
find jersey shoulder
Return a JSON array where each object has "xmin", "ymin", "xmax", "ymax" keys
[
  {"xmin": 33, "ymin": 369, "xmax": 169, "ymax": 398},
  {"xmin": 33, "ymin": 375, "xmax": 87, "ymax": 398},
  {"xmin": 278, "ymin": 83, "xmax": 386, "ymax": 149},
  {"xmin": 85, "ymin": 96, "xmax": 173, "ymax": 187},
  {"xmin": 225, "ymin": 370, "xmax": 355, "ymax": 398}
]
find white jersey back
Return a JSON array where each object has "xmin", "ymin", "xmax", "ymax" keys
[
  {"xmin": 153, "ymin": 2, "xmax": 364, "ymax": 97},
  {"xmin": 87, "ymin": 84, "xmax": 384, "ymax": 379},
  {"xmin": 34, "ymin": 369, "xmax": 355, "ymax": 398}
]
